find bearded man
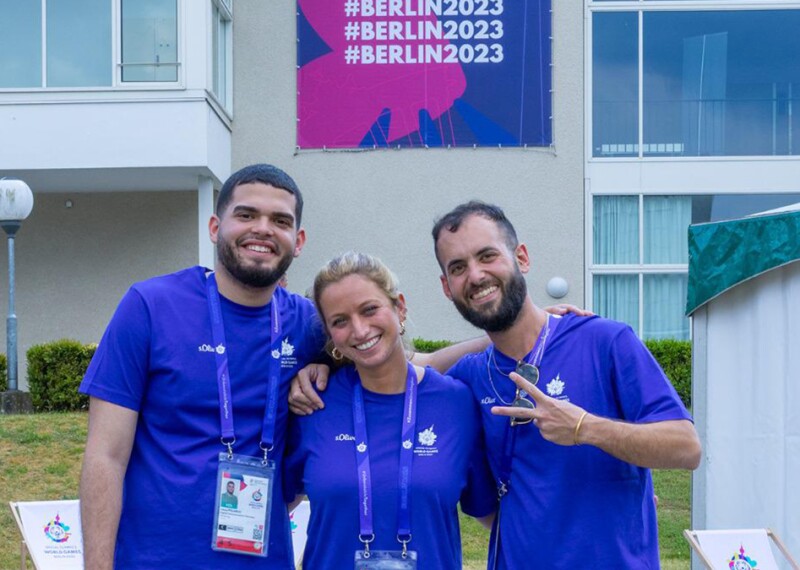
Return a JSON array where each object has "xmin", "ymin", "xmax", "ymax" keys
[
  {"xmin": 433, "ymin": 201, "xmax": 702, "ymax": 569},
  {"xmin": 79, "ymin": 164, "xmax": 325, "ymax": 570}
]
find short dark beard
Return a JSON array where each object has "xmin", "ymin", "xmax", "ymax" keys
[
  {"xmin": 216, "ymin": 234, "xmax": 293, "ymax": 289},
  {"xmin": 452, "ymin": 268, "xmax": 527, "ymax": 332}
]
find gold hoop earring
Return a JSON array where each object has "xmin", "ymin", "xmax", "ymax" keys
[
  {"xmin": 399, "ymin": 320, "xmax": 406, "ymax": 336},
  {"xmin": 331, "ymin": 347, "xmax": 343, "ymax": 361}
]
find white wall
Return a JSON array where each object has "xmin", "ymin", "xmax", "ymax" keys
[
  {"xmin": 691, "ymin": 261, "xmax": 800, "ymax": 566},
  {"xmin": 231, "ymin": 1, "xmax": 586, "ymax": 341},
  {"xmin": 0, "ymin": 192, "xmax": 198, "ymax": 389}
]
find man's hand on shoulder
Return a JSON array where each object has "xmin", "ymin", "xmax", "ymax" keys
[
  {"xmin": 544, "ymin": 303, "xmax": 594, "ymax": 317},
  {"xmin": 289, "ymin": 363, "xmax": 330, "ymax": 415}
]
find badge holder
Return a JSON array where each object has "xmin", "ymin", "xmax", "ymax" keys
[
  {"xmin": 354, "ymin": 536, "xmax": 418, "ymax": 569},
  {"xmin": 211, "ymin": 451, "xmax": 275, "ymax": 557}
]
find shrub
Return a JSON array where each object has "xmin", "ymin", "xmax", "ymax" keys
[
  {"xmin": 0, "ymin": 353, "xmax": 6, "ymax": 391},
  {"xmin": 411, "ymin": 338, "xmax": 454, "ymax": 354},
  {"xmin": 412, "ymin": 336, "xmax": 692, "ymax": 408},
  {"xmin": 645, "ymin": 339, "xmax": 692, "ymax": 409},
  {"xmin": 27, "ymin": 340, "xmax": 96, "ymax": 412}
]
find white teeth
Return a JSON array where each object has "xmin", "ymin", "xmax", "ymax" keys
[
  {"xmin": 246, "ymin": 245, "xmax": 273, "ymax": 253},
  {"xmin": 355, "ymin": 337, "xmax": 380, "ymax": 351},
  {"xmin": 472, "ymin": 286, "xmax": 497, "ymax": 300}
]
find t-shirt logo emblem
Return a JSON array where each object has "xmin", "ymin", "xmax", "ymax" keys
[
  {"xmin": 215, "ymin": 344, "xmax": 226, "ymax": 355},
  {"xmin": 418, "ymin": 425, "xmax": 437, "ymax": 446},
  {"xmin": 357, "ymin": 442, "xmax": 367, "ymax": 453},
  {"xmin": 402, "ymin": 439, "xmax": 413, "ymax": 450},
  {"xmin": 546, "ymin": 374, "xmax": 565, "ymax": 396}
]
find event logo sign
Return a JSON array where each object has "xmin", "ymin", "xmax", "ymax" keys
[
  {"xmin": 15, "ymin": 500, "xmax": 84, "ymax": 569},
  {"xmin": 297, "ymin": 0, "xmax": 552, "ymax": 148},
  {"xmin": 44, "ymin": 513, "xmax": 72, "ymax": 543},
  {"xmin": 729, "ymin": 544, "xmax": 758, "ymax": 569}
]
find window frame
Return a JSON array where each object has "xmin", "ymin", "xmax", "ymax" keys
[
  {"xmin": 116, "ymin": 0, "xmax": 182, "ymax": 86},
  {"xmin": 585, "ymin": 0, "xmax": 800, "ymax": 339},
  {"xmin": 209, "ymin": 0, "xmax": 233, "ymax": 113},
  {"xmin": 588, "ymin": 193, "xmax": 691, "ymax": 338},
  {"xmin": 0, "ymin": 0, "xmax": 183, "ymax": 92},
  {"xmin": 587, "ymin": 0, "xmax": 800, "ymax": 161}
]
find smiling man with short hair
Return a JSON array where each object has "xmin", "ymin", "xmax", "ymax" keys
[
  {"xmin": 79, "ymin": 164, "xmax": 325, "ymax": 570},
  {"xmin": 433, "ymin": 200, "xmax": 701, "ymax": 569}
]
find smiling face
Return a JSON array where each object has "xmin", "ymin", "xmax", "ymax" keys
[
  {"xmin": 318, "ymin": 273, "xmax": 407, "ymax": 372},
  {"xmin": 209, "ymin": 182, "xmax": 306, "ymax": 291},
  {"xmin": 436, "ymin": 214, "xmax": 529, "ymax": 332}
]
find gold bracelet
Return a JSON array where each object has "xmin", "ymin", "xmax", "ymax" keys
[{"xmin": 574, "ymin": 411, "xmax": 589, "ymax": 446}]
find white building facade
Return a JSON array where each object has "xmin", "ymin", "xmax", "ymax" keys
[{"xmin": 1, "ymin": 0, "xmax": 799, "ymax": 387}]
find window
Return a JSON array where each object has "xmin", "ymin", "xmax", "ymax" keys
[
  {"xmin": 211, "ymin": 0, "xmax": 232, "ymax": 110},
  {"xmin": 592, "ymin": 7, "xmax": 800, "ymax": 157},
  {"xmin": 0, "ymin": 0, "xmax": 178, "ymax": 89},
  {"xmin": 121, "ymin": 0, "xmax": 178, "ymax": 82},
  {"xmin": 592, "ymin": 12, "xmax": 638, "ymax": 158},
  {"xmin": 0, "ymin": 1, "xmax": 42, "ymax": 88},
  {"xmin": 593, "ymin": 196, "xmax": 691, "ymax": 339},
  {"xmin": 0, "ymin": 0, "xmax": 112, "ymax": 88},
  {"xmin": 591, "ymin": 193, "xmax": 800, "ymax": 339}
]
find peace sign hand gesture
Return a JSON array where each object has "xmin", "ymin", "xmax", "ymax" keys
[{"xmin": 491, "ymin": 371, "xmax": 591, "ymax": 446}]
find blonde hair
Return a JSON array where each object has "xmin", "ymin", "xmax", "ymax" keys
[
  {"xmin": 313, "ymin": 251, "xmax": 402, "ymax": 319},
  {"xmin": 313, "ymin": 252, "xmax": 411, "ymax": 363}
]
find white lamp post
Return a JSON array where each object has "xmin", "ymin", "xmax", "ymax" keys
[{"xmin": 0, "ymin": 178, "xmax": 34, "ymax": 414}]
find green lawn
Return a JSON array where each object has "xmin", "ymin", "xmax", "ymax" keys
[
  {"xmin": 1, "ymin": 413, "xmax": 86, "ymax": 569},
  {"xmin": 0, "ymin": 413, "xmax": 692, "ymax": 569}
]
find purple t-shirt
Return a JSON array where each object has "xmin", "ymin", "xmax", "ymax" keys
[
  {"xmin": 80, "ymin": 266, "xmax": 325, "ymax": 569},
  {"xmin": 284, "ymin": 366, "xmax": 496, "ymax": 569},
  {"xmin": 448, "ymin": 313, "xmax": 692, "ymax": 570}
]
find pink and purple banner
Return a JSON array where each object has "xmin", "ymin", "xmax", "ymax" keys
[{"xmin": 297, "ymin": 0, "xmax": 552, "ymax": 149}]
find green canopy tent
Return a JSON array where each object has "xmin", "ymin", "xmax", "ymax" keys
[{"xmin": 687, "ymin": 204, "xmax": 800, "ymax": 315}]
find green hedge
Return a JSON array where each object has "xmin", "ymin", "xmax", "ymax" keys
[
  {"xmin": 0, "ymin": 353, "xmax": 6, "ymax": 391},
  {"xmin": 411, "ymin": 338, "xmax": 454, "ymax": 354},
  {"xmin": 16, "ymin": 337, "xmax": 691, "ymax": 413},
  {"xmin": 644, "ymin": 339, "xmax": 692, "ymax": 409},
  {"xmin": 414, "ymin": 337, "xmax": 692, "ymax": 408},
  {"xmin": 26, "ymin": 339, "xmax": 96, "ymax": 412}
]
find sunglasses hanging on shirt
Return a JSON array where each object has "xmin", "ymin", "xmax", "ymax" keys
[{"xmin": 510, "ymin": 361, "xmax": 538, "ymax": 426}]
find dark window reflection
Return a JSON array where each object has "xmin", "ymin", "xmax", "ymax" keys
[
  {"xmin": 644, "ymin": 10, "xmax": 800, "ymax": 157},
  {"xmin": 593, "ymin": 12, "xmax": 638, "ymax": 157}
]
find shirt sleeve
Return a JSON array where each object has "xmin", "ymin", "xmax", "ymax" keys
[
  {"xmin": 609, "ymin": 326, "xmax": 693, "ymax": 424},
  {"xmin": 446, "ymin": 355, "xmax": 471, "ymax": 384},
  {"xmin": 79, "ymin": 287, "xmax": 151, "ymax": 411}
]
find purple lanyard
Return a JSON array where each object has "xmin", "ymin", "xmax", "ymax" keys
[
  {"xmin": 350, "ymin": 363, "xmax": 418, "ymax": 546},
  {"xmin": 206, "ymin": 273, "xmax": 281, "ymax": 460},
  {"xmin": 496, "ymin": 316, "xmax": 559, "ymax": 498}
]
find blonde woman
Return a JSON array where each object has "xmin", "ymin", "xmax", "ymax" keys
[{"xmin": 285, "ymin": 252, "xmax": 495, "ymax": 569}]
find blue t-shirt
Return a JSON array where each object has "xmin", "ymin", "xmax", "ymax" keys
[
  {"xmin": 80, "ymin": 266, "xmax": 325, "ymax": 569},
  {"xmin": 448, "ymin": 314, "xmax": 692, "ymax": 570},
  {"xmin": 284, "ymin": 366, "xmax": 496, "ymax": 569}
]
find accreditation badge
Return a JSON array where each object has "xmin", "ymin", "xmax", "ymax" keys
[
  {"xmin": 212, "ymin": 453, "xmax": 275, "ymax": 557},
  {"xmin": 355, "ymin": 550, "xmax": 418, "ymax": 569}
]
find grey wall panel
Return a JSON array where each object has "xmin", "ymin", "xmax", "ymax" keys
[
  {"xmin": 231, "ymin": 0, "xmax": 586, "ymax": 342},
  {"xmin": 0, "ymin": 191, "xmax": 197, "ymax": 389}
]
